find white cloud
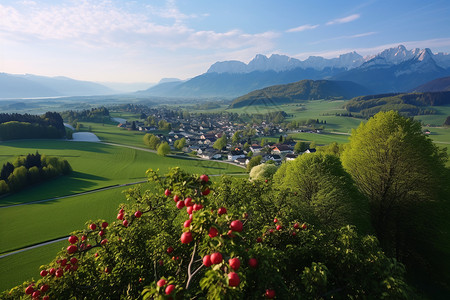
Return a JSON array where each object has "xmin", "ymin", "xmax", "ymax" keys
[
  {"xmin": 309, "ymin": 31, "xmax": 377, "ymax": 45},
  {"xmin": 326, "ymin": 14, "xmax": 360, "ymax": 25},
  {"xmin": 0, "ymin": 0, "xmax": 277, "ymax": 51},
  {"xmin": 286, "ymin": 24, "xmax": 319, "ymax": 33}
]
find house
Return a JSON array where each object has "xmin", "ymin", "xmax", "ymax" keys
[
  {"xmin": 200, "ymin": 149, "xmax": 222, "ymax": 160},
  {"xmin": 228, "ymin": 150, "xmax": 245, "ymax": 161},
  {"xmin": 304, "ymin": 148, "xmax": 317, "ymax": 154},
  {"xmin": 235, "ymin": 157, "xmax": 248, "ymax": 165},
  {"xmin": 117, "ymin": 123, "xmax": 127, "ymax": 128},
  {"xmin": 272, "ymin": 144, "xmax": 293, "ymax": 154},
  {"xmin": 250, "ymin": 145, "xmax": 262, "ymax": 154},
  {"xmin": 285, "ymin": 153, "xmax": 298, "ymax": 161},
  {"xmin": 265, "ymin": 154, "xmax": 282, "ymax": 163}
]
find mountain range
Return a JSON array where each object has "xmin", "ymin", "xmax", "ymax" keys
[
  {"xmin": 141, "ymin": 45, "xmax": 450, "ymax": 98},
  {"xmin": 0, "ymin": 73, "xmax": 115, "ymax": 99}
]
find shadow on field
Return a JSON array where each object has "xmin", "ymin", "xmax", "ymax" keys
[
  {"xmin": 0, "ymin": 171, "xmax": 108, "ymax": 207},
  {"xmin": 0, "ymin": 140, "xmax": 109, "ymax": 154}
]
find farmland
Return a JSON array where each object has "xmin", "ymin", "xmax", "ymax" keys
[{"xmin": 0, "ymin": 135, "xmax": 245, "ymax": 291}]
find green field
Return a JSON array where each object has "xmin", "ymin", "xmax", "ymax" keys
[
  {"xmin": 0, "ymin": 140, "xmax": 244, "ymax": 206},
  {"xmin": 0, "ymin": 241, "xmax": 66, "ymax": 293}
]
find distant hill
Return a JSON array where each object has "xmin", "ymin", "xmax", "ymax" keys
[
  {"xmin": 0, "ymin": 73, "xmax": 115, "ymax": 99},
  {"xmin": 139, "ymin": 69, "xmax": 347, "ymax": 98},
  {"xmin": 411, "ymin": 76, "xmax": 450, "ymax": 92},
  {"xmin": 230, "ymin": 79, "xmax": 370, "ymax": 108},
  {"xmin": 344, "ymin": 91, "xmax": 450, "ymax": 117}
]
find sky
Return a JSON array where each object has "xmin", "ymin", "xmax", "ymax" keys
[{"xmin": 1, "ymin": 0, "xmax": 450, "ymax": 84}]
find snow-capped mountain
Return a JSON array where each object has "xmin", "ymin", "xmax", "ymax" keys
[
  {"xmin": 207, "ymin": 45, "xmax": 450, "ymax": 74},
  {"xmin": 141, "ymin": 45, "xmax": 450, "ymax": 97}
]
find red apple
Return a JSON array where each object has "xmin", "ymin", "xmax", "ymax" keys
[
  {"xmin": 43, "ymin": 296, "xmax": 50, "ymax": 300},
  {"xmin": 157, "ymin": 278, "xmax": 167, "ymax": 287},
  {"xmin": 99, "ymin": 230, "xmax": 105, "ymax": 236},
  {"xmin": 210, "ymin": 252, "xmax": 223, "ymax": 264},
  {"xmin": 167, "ymin": 246, "xmax": 174, "ymax": 254},
  {"xmin": 67, "ymin": 245, "xmax": 77, "ymax": 254},
  {"xmin": 68, "ymin": 235, "xmax": 78, "ymax": 244},
  {"xmin": 276, "ymin": 225, "xmax": 282, "ymax": 231},
  {"xmin": 25, "ymin": 285, "xmax": 34, "ymax": 295},
  {"xmin": 184, "ymin": 197, "xmax": 193, "ymax": 207},
  {"xmin": 119, "ymin": 208, "xmax": 124, "ymax": 214},
  {"xmin": 180, "ymin": 231, "xmax": 193, "ymax": 244},
  {"xmin": 123, "ymin": 220, "xmax": 129, "ymax": 227},
  {"xmin": 193, "ymin": 203, "xmax": 203, "ymax": 211},
  {"xmin": 208, "ymin": 227, "xmax": 218, "ymax": 238},
  {"xmin": 101, "ymin": 239, "xmax": 108, "ymax": 245},
  {"xmin": 229, "ymin": 258, "xmax": 241, "ymax": 270},
  {"xmin": 176, "ymin": 200, "xmax": 185, "ymax": 209},
  {"xmin": 32, "ymin": 290, "xmax": 41, "ymax": 298},
  {"xmin": 135, "ymin": 210, "xmax": 142, "ymax": 218},
  {"xmin": 102, "ymin": 222, "xmax": 108, "ymax": 228},
  {"xmin": 265, "ymin": 289, "xmax": 276, "ymax": 299},
  {"xmin": 292, "ymin": 231, "xmax": 297, "ymax": 236},
  {"xmin": 256, "ymin": 237, "xmax": 263, "ymax": 243},
  {"xmin": 164, "ymin": 189, "xmax": 171, "ymax": 196},
  {"xmin": 165, "ymin": 284, "xmax": 175, "ymax": 295},
  {"xmin": 117, "ymin": 213, "xmax": 124, "ymax": 220},
  {"xmin": 70, "ymin": 257, "xmax": 78, "ymax": 265},
  {"xmin": 81, "ymin": 235, "xmax": 87, "ymax": 241},
  {"xmin": 200, "ymin": 174, "xmax": 209, "ymax": 182},
  {"xmin": 269, "ymin": 229, "xmax": 274, "ymax": 234},
  {"xmin": 183, "ymin": 219, "xmax": 192, "ymax": 228},
  {"xmin": 186, "ymin": 206, "xmax": 193, "ymax": 215},
  {"xmin": 201, "ymin": 188, "xmax": 210, "ymax": 196},
  {"xmin": 173, "ymin": 194, "xmax": 180, "ymax": 202},
  {"xmin": 218, "ymin": 207, "xmax": 227, "ymax": 215},
  {"xmin": 105, "ymin": 267, "xmax": 111, "ymax": 273},
  {"xmin": 60, "ymin": 258, "xmax": 67, "ymax": 266},
  {"xmin": 301, "ymin": 223, "xmax": 307, "ymax": 230},
  {"xmin": 293, "ymin": 222, "xmax": 300, "ymax": 229},
  {"xmin": 203, "ymin": 255, "xmax": 212, "ymax": 267},
  {"xmin": 49, "ymin": 268, "xmax": 56, "ymax": 275},
  {"xmin": 228, "ymin": 272, "xmax": 240, "ymax": 287},
  {"xmin": 227, "ymin": 230, "xmax": 235, "ymax": 238},
  {"xmin": 40, "ymin": 270, "xmax": 48, "ymax": 277},
  {"xmin": 40, "ymin": 284, "xmax": 49, "ymax": 292},
  {"xmin": 273, "ymin": 218, "xmax": 278, "ymax": 223},
  {"xmin": 55, "ymin": 268, "xmax": 63, "ymax": 277},
  {"xmin": 230, "ymin": 220, "xmax": 243, "ymax": 232},
  {"xmin": 248, "ymin": 258, "xmax": 258, "ymax": 268},
  {"xmin": 71, "ymin": 265, "xmax": 78, "ymax": 271},
  {"xmin": 95, "ymin": 253, "xmax": 99, "ymax": 257},
  {"xmin": 89, "ymin": 223, "xmax": 97, "ymax": 230}
]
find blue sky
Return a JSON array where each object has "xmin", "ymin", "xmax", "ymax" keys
[{"xmin": 1, "ymin": 0, "xmax": 450, "ymax": 83}]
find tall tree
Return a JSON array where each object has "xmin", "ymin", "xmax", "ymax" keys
[
  {"xmin": 341, "ymin": 111, "xmax": 449, "ymax": 278},
  {"xmin": 213, "ymin": 134, "xmax": 227, "ymax": 150},
  {"xmin": 157, "ymin": 142, "xmax": 171, "ymax": 156},
  {"xmin": 273, "ymin": 153, "xmax": 370, "ymax": 231}
]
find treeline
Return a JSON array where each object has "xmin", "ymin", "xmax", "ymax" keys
[
  {"xmin": 345, "ymin": 91, "xmax": 450, "ymax": 117},
  {"xmin": 61, "ymin": 107, "xmax": 110, "ymax": 123},
  {"xmin": 0, "ymin": 112, "xmax": 65, "ymax": 141},
  {"xmin": 0, "ymin": 152, "xmax": 72, "ymax": 194}
]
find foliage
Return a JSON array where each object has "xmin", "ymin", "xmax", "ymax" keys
[
  {"xmin": 273, "ymin": 153, "xmax": 370, "ymax": 231},
  {"xmin": 157, "ymin": 142, "xmax": 171, "ymax": 156},
  {"xmin": 294, "ymin": 141, "xmax": 309, "ymax": 153},
  {"xmin": 0, "ymin": 112, "xmax": 65, "ymax": 141},
  {"xmin": 143, "ymin": 133, "xmax": 161, "ymax": 150},
  {"xmin": 344, "ymin": 91, "xmax": 450, "ymax": 117},
  {"xmin": 444, "ymin": 115, "xmax": 450, "ymax": 126},
  {"xmin": 60, "ymin": 107, "xmax": 110, "ymax": 123},
  {"xmin": 213, "ymin": 134, "xmax": 227, "ymax": 150},
  {"xmin": 1, "ymin": 168, "xmax": 413, "ymax": 300},
  {"xmin": 246, "ymin": 155, "xmax": 262, "ymax": 172},
  {"xmin": 0, "ymin": 152, "xmax": 72, "ymax": 194},
  {"xmin": 174, "ymin": 137, "xmax": 186, "ymax": 150},
  {"xmin": 341, "ymin": 111, "xmax": 450, "ymax": 283},
  {"xmin": 249, "ymin": 164, "xmax": 278, "ymax": 181}
]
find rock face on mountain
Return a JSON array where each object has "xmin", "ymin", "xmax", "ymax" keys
[
  {"xmin": 230, "ymin": 79, "xmax": 370, "ymax": 108},
  {"xmin": 140, "ymin": 45, "xmax": 450, "ymax": 98}
]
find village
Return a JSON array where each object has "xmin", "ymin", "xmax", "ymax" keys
[{"xmin": 115, "ymin": 106, "xmax": 320, "ymax": 167}]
